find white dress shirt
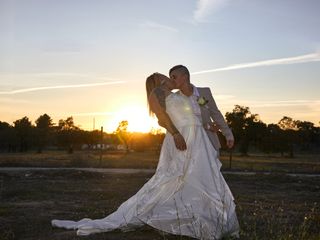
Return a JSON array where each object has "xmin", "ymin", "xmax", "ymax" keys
[{"xmin": 189, "ymin": 84, "xmax": 202, "ymax": 117}]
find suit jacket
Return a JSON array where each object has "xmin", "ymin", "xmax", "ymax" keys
[{"xmin": 197, "ymin": 87, "xmax": 234, "ymax": 150}]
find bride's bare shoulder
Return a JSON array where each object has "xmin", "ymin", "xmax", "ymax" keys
[
  {"xmin": 149, "ymin": 86, "xmax": 163, "ymax": 103},
  {"xmin": 149, "ymin": 87, "xmax": 171, "ymax": 113},
  {"xmin": 150, "ymin": 87, "xmax": 171, "ymax": 100}
]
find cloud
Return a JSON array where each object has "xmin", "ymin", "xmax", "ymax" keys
[
  {"xmin": 193, "ymin": 0, "xmax": 228, "ymax": 23},
  {"xmin": 244, "ymin": 100, "xmax": 320, "ymax": 108},
  {"xmin": 0, "ymin": 81, "xmax": 126, "ymax": 95},
  {"xmin": 0, "ymin": 72, "xmax": 118, "ymax": 81},
  {"xmin": 218, "ymin": 99, "xmax": 320, "ymax": 111},
  {"xmin": 191, "ymin": 52, "xmax": 320, "ymax": 75},
  {"xmin": 0, "ymin": 98, "xmax": 32, "ymax": 104},
  {"xmin": 141, "ymin": 21, "xmax": 178, "ymax": 32}
]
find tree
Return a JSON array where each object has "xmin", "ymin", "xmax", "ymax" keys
[
  {"xmin": 278, "ymin": 116, "xmax": 299, "ymax": 158},
  {"xmin": 225, "ymin": 105, "xmax": 269, "ymax": 155},
  {"xmin": 14, "ymin": 116, "xmax": 33, "ymax": 152},
  {"xmin": 245, "ymin": 114, "xmax": 267, "ymax": 151},
  {"xmin": 56, "ymin": 117, "xmax": 79, "ymax": 153},
  {"xmin": 261, "ymin": 124, "xmax": 287, "ymax": 155},
  {"xmin": 115, "ymin": 120, "xmax": 131, "ymax": 152},
  {"xmin": 81, "ymin": 130, "xmax": 102, "ymax": 149},
  {"xmin": 150, "ymin": 127, "xmax": 165, "ymax": 153},
  {"xmin": 0, "ymin": 121, "xmax": 17, "ymax": 152},
  {"xmin": 58, "ymin": 117, "xmax": 79, "ymax": 131},
  {"xmin": 225, "ymin": 105, "xmax": 250, "ymax": 137},
  {"xmin": 35, "ymin": 114, "xmax": 54, "ymax": 153},
  {"xmin": 295, "ymin": 120, "xmax": 319, "ymax": 152},
  {"xmin": 131, "ymin": 133, "xmax": 149, "ymax": 152},
  {"xmin": 278, "ymin": 116, "xmax": 297, "ymax": 130},
  {"xmin": 226, "ymin": 105, "xmax": 252, "ymax": 155}
]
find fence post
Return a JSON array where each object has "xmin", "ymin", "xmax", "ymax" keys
[
  {"xmin": 229, "ymin": 148, "xmax": 233, "ymax": 170},
  {"xmin": 100, "ymin": 126, "xmax": 103, "ymax": 166}
]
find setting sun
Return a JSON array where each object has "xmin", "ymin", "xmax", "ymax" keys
[{"xmin": 105, "ymin": 105, "xmax": 161, "ymax": 133}]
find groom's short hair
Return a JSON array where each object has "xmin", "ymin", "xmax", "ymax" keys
[{"xmin": 169, "ymin": 65, "xmax": 190, "ymax": 78}]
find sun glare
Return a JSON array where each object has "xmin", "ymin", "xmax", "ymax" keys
[{"xmin": 105, "ymin": 105, "xmax": 161, "ymax": 133}]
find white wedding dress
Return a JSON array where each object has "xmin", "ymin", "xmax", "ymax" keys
[{"xmin": 52, "ymin": 93, "xmax": 239, "ymax": 239}]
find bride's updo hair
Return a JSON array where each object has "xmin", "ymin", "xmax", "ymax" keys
[
  {"xmin": 146, "ymin": 73, "xmax": 157, "ymax": 101},
  {"xmin": 146, "ymin": 73, "xmax": 161, "ymax": 116}
]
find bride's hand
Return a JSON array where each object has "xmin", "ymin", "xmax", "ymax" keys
[{"xmin": 172, "ymin": 133, "xmax": 187, "ymax": 151}]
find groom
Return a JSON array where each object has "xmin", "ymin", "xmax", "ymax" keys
[
  {"xmin": 169, "ymin": 65, "xmax": 234, "ymax": 151},
  {"xmin": 156, "ymin": 65, "xmax": 234, "ymax": 152}
]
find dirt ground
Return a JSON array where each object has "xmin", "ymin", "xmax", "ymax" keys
[{"xmin": 0, "ymin": 169, "xmax": 319, "ymax": 240}]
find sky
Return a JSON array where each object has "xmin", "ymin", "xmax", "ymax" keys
[{"xmin": 0, "ymin": 0, "xmax": 319, "ymax": 132}]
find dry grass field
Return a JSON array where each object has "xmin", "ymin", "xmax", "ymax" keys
[
  {"xmin": 0, "ymin": 150, "xmax": 319, "ymax": 173},
  {"xmin": 0, "ymin": 151, "xmax": 319, "ymax": 239},
  {"xmin": 0, "ymin": 169, "xmax": 319, "ymax": 240}
]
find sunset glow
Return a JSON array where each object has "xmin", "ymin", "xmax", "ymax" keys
[
  {"xmin": 1, "ymin": 1, "xmax": 319, "ymax": 130},
  {"xmin": 105, "ymin": 105, "xmax": 161, "ymax": 133}
]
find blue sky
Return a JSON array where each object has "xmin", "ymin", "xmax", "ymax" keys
[{"xmin": 0, "ymin": 0, "xmax": 319, "ymax": 132}]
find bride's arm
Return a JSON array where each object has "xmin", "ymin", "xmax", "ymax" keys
[{"xmin": 149, "ymin": 89, "xmax": 187, "ymax": 151}]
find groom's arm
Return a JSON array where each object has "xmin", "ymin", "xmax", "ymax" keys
[
  {"xmin": 149, "ymin": 89, "xmax": 187, "ymax": 151},
  {"xmin": 204, "ymin": 88, "xmax": 234, "ymax": 148}
]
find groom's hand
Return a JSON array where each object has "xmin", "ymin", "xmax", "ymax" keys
[
  {"xmin": 227, "ymin": 139, "xmax": 234, "ymax": 149},
  {"xmin": 173, "ymin": 133, "xmax": 187, "ymax": 151},
  {"xmin": 205, "ymin": 123, "xmax": 219, "ymax": 133}
]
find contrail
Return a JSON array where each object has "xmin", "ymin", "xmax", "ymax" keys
[
  {"xmin": 0, "ymin": 81, "xmax": 126, "ymax": 95},
  {"xmin": 191, "ymin": 52, "xmax": 320, "ymax": 75},
  {"xmin": 238, "ymin": 100, "xmax": 320, "ymax": 108}
]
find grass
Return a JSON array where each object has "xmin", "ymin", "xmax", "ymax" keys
[
  {"xmin": 219, "ymin": 152, "xmax": 320, "ymax": 173},
  {"xmin": 0, "ymin": 170, "xmax": 319, "ymax": 240},
  {"xmin": 0, "ymin": 150, "xmax": 158, "ymax": 169},
  {"xmin": 231, "ymin": 173, "xmax": 320, "ymax": 239},
  {"xmin": 0, "ymin": 150, "xmax": 319, "ymax": 173}
]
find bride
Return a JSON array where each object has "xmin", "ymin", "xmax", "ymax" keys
[{"xmin": 52, "ymin": 73, "xmax": 240, "ymax": 239}]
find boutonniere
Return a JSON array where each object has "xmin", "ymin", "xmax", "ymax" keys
[{"xmin": 197, "ymin": 96, "xmax": 209, "ymax": 107}]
